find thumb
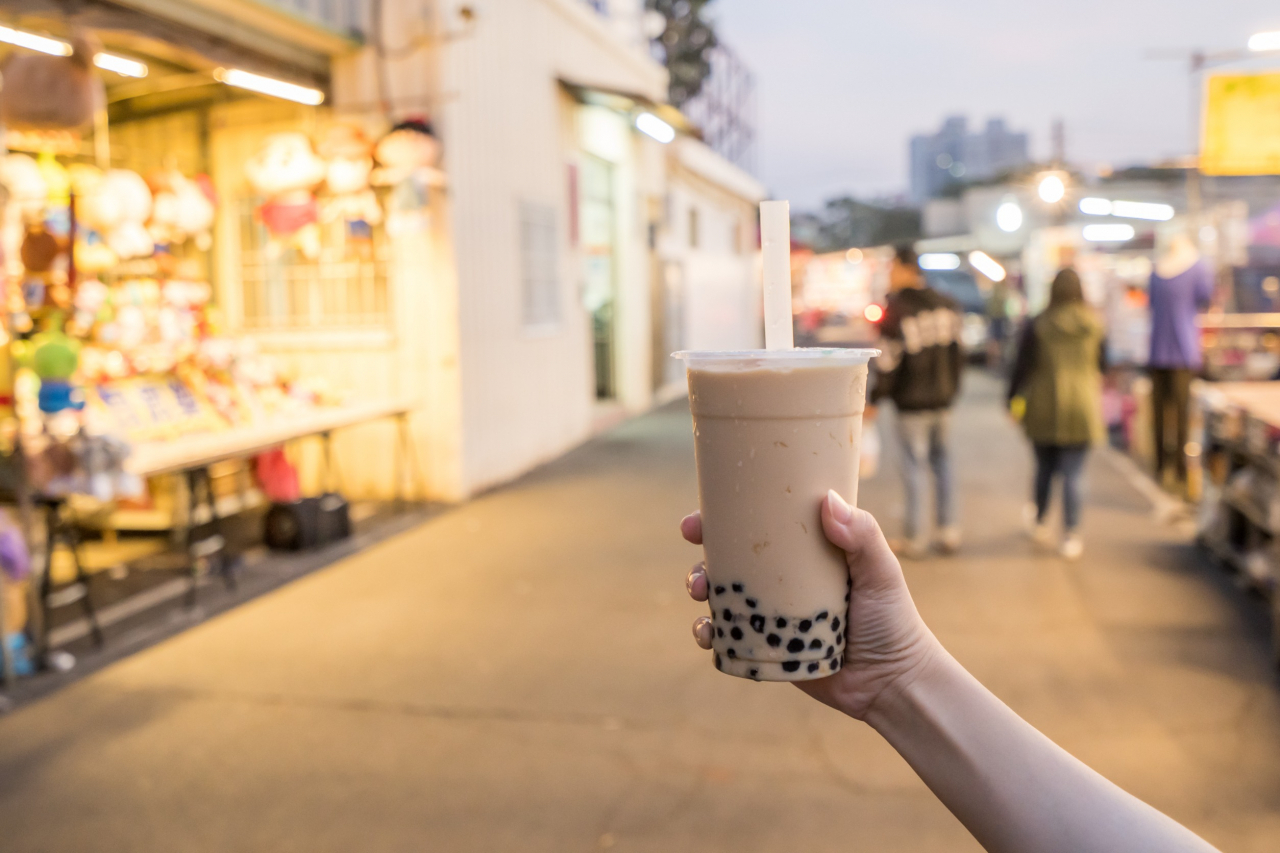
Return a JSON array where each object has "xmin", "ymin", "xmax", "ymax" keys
[{"xmin": 821, "ymin": 490, "xmax": 905, "ymax": 592}]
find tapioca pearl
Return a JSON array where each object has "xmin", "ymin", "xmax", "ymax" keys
[
  {"xmin": 786, "ymin": 638, "xmax": 804, "ymax": 653},
  {"xmin": 775, "ymin": 617, "xmax": 787, "ymax": 629},
  {"xmin": 829, "ymin": 658, "xmax": 839, "ymax": 671},
  {"xmin": 730, "ymin": 626, "xmax": 743, "ymax": 641},
  {"xmin": 749, "ymin": 614, "xmax": 766, "ymax": 633},
  {"xmin": 714, "ymin": 585, "xmax": 725, "ymax": 595},
  {"xmin": 815, "ymin": 611, "xmax": 829, "ymax": 622},
  {"xmin": 824, "ymin": 645, "xmax": 834, "ymax": 658},
  {"xmin": 745, "ymin": 598, "xmax": 757, "ymax": 609},
  {"xmin": 715, "ymin": 654, "xmax": 723, "ymax": 670},
  {"xmin": 844, "ymin": 591, "xmax": 851, "ymax": 602},
  {"xmin": 716, "ymin": 627, "xmax": 724, "ymax": 638},
  {"xmin": 749, "ymin": 668, "xmax": 760, "ymax": 680},
  {"xmin": 722, "ymin": 608, "xmax": 733, "ymax": 622},
  {"xmin": 807, "ymin": 662, "xmax": 820, "ymax": 673},
  {"xmin": 798, "ymin": 619, "xmax": 812, "ymax": 633},
  {"xmin": 732, "ymin": 582, "xmax": 744, "ymax": 593},
  {"xmin": 766, "ymin": 633, "xmax": 782, "ymax": 647},
  {"xmin": 727, "ymin": 648, "xmax": 737, "ymax": 658},
  {"xmin": 809, "ymin": 638, "xmax": 822, "ymax": 650},
  {"xmin": 831, "ymin": 616, "xmax": 841, "ymax": 633},
  {"xmin": 782, "ymin": 660, "xmax": 801, "ymax": 673}
]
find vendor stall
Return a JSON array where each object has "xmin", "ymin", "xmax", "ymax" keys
[{"xmin": 0, "ymin": 22, "xmax": 439, "ymax": 684}]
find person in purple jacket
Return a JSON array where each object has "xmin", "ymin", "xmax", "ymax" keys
[{"xmin": 1148, "ymin": 232, "xmax": 1214, "ymax": 494}]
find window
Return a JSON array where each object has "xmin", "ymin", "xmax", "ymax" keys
[
  {"xmin": 520, "ymin": 201, "xmax": 560, "ymax": 328},
  {"xmin": 688, "ymin": 206, "xmax": 699, "ymax": 249},
  {"xmin": 239, "ymin": 199, "xmax": 390, "ymax": 331}
]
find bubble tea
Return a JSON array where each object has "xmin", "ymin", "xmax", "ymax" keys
[{"xmin": 678, "ymin": 349, "xmax": 877, "ymax": 681}]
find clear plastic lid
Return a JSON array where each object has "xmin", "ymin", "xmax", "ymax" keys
[{"xmin": 673, "ymin": 348, "xmax": 880, "ymax": 368}]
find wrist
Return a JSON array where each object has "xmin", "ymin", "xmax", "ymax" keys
[{"xmin": 860, "ymin": 634, "xmax": 952, "ymax": 730}]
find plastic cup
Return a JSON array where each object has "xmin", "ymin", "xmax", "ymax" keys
[{"xmin": 675, "ymin": 348, "xmax": 879, "ymax": 681}]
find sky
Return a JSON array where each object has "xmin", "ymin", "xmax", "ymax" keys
[{"xmin": 711, "ymin": 0, "xmax": 1280, "ymax": 210}]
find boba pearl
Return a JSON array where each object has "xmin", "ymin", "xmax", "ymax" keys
[
  {"xmin": 782, "ymin": 661, "xmax": 801, "ymax": 672},
  {"xmin": 749, "ymin": 614, "xmax": 766, "ymax": 633},
  {"xmin": 775, "ymin": 617, "xmax": 787, "ymax": 629},
  {"xmin": 732, "ymin": 583, "xmax": 744, "ymax": 592},
  {"xmin": 816, "ymin": 611, "xmax": 829, "ymax": 621},
  {"xmin": 723, "ymin": 608, "xmax": 733, "ymax": 622},
  {"xmin": 715, "ymin": 654, "xmax": 723, "ymax": 670},
  {"xmin": 766, "ymin": 634, "xmax": 782, "ymax": 647},
  {"xmin": 807, "ymin": 662, "xmax": 820, "ymax": 673},
  {"xmin": 714, "ymin": 585, "xmax": 726, "ymax": 595},
  {"xmin": 727, "ymin": 648, "xmax": 737, "ymax": 658},
  {"xmin": 786, "ymin": 638, "xmax": 804, "ymax": 653},
  {"xmin": 829, "ymin": 658, "xmax": 839, "ymax": 671},
  {"xmin": 717, "ymin": 627, "xmax": 724, "ymax": 638},
  {"xmin": 745, "ymin": 598, "xmax": 757, "ymax": 608},
  {"xmin": 831, "ymin": 616, "xmax": 841, "ymax": 633},
  {"xmin": 809, "ymin": 638, "xmax": 822, "ymax": 650},
  {"xmin": 798, "ymin": 620, "xmax": 812, "ymax": 633},
  {"xmin": 730, "ymin": 626, "xmax": 743, "ymax": 640},
  {"xmin": 825, "ymin": 645, "xmax": 834, "ymax": 658}
]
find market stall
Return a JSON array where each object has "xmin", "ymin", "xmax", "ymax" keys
[{"xmin": 0, "ymin": 28, "xmax": 440, "ymax": 683}]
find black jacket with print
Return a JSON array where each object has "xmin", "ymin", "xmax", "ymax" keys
[{"xmin": 869, "ymin": 285, "xmax": 964, "ymax": 412}]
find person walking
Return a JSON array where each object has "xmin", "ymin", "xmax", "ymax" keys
[
  {"xmin": 1007, "ymin": 268, "xmax": 1105, "ymax": 560},
  {"xmin": 868, "ymin": 245, "xmax": 964, "ymax": 558}
]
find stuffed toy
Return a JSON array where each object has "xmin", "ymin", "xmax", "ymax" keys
[
  {"xmin": 373, "ymin": 119, "xmax": 445, "ymax": 232},
  {"xmin": 80, "ymin": 170, "xmax": 154, "ymax": 260},
  {"xmin": 318, "ymin": 124, "xmax": 382, "ymax": 253},
  {"xmin": 245, "ymin": 133, "xmax": 326, "ymax": 260},
  {"xmin": 68, "ymin": 164, "xmax": 118, "ymax": 273},
  {"xmin": 0, "ymin": 154, "xmax": 48, "ymax": 280},
  {"xmin": 148, "ymin": 169, "xmax": 216, "ymax": 250},
  {"xmin": 0, "ymin": 34, "xmax": 102, "ymax": 132},
  {"xmin": 13, "ymin": 326, "xmax": 83, "ymax": 414}
]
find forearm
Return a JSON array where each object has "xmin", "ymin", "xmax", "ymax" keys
[{"xmin": 863, "ymin": 648, "xmax": 1219, "ymax": 853}]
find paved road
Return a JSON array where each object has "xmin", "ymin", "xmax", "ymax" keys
[{"xmin": 2, "ymin": 372, "xmax": 1279, "ymax": 852}]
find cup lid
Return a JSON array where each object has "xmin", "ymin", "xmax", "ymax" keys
[{"xmin": 673, "ymin": 347, "xmax": 880, "ymax": 366}]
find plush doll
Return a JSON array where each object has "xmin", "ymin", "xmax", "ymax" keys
[
  {"xmin": 245, "ymin": 133, "xmax": 327, "ymax": 260},
  {"xmin": 68, "ymin": 164, "xmax": 118, "ymax": 274},
  {"xmin": 372, "ymin": 119, "xmax": 445, "ymax": 232},
  {"xmin": 14, "ymin": 327, "xmax": 83, "ymax": 414},
  {"xmin": 148, "ymin": 169, "xmax": 216, "ymax": 250},
  {"xmin": 0, "ymin": 154, "xmax": 48, "ymax": 279},
  {"xmin": 0, "ymin": 34, "xmax": 102, "ymax": 132},
  {"xmin": 80, "ymin": 170, "xmax": 154, "ymax": 260},
  {"xmin": 318, "ymin": 124, "xmax": 382, "ymax": 253}
]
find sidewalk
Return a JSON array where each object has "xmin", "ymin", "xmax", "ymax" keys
[{"xmin": 1, "ymin": 372, "xmax": 1279, "ymax": 851}]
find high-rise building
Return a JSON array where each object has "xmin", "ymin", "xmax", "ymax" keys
[{"xmin": 909, "ymin": 116, "xmax": 1029, "ymax": 204}]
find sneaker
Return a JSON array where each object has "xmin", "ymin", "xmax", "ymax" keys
[
  {"xmin": 1060, "ymin": 533, "xmax": 1084, "ymax": 561},
  {"xmin": 888, "ymin": 538, "xmax": 930, "ymax": 560},
  {"xmin": 935, "ymin": 525, "xmax": 962, "ymax": 555},
  {"xmin": 1031, "ymin": 523, "xmax": 1055, "ymax": 550}
]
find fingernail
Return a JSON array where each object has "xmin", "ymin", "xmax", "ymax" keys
[{"xmin": 828, "ymin": 489, "xmax": 853, "ymax": 523}]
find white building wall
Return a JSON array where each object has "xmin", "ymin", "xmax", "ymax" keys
[{"xmin": 441, "ymin": 0, "xmax": 666, "ymax": 494}]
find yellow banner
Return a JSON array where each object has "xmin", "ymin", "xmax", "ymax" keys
[{"xmin": 1201, "ymin": 73, "xmax": 1280, "ymax": 176}]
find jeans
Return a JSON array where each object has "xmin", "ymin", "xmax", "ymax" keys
[
  {"xmin": 895, "ymin": 409, "xmax": 956, "ymax": 543},
  {"xmin": 1033, "ymin": 444, "xmax": 1088, "ymax": 532}
]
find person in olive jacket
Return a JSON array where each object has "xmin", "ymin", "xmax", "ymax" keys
[{"xmin": 1006, "ymin": 268, "xmax": 1106, "ymax": 560}]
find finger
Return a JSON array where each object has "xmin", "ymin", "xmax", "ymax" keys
[
  {"xmin": 692, "ymin": 616, "xmax": 713, "ymax": 649},
  {"xmin": 680, "ymin": 511, "xmax": 703, "ymax": 545},
  {"xmin": 686, "ymin": 561, "xmax": 708, "ymax": 602},
  {"xmin": 821, "ymin": 490, "xmax": 903, "ymax": 591}
]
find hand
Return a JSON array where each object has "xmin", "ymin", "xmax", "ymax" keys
[
  {"xmin": 864, "ymin": 404, "xmax": 879, "ymax": 423},
  {"xmin": 683, "ymin": 491, "xmax": 941, "ymax": 719}
]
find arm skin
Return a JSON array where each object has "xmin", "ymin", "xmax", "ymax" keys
[{"xmin": 683, "ymin": 492, "xmax": 1219, "ymax": 853}]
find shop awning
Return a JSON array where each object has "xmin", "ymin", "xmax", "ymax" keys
[{"xmin": 560, "ymin": 80, "xmax": 698, "ymax": 139}]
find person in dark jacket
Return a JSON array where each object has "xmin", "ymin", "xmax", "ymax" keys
[
  {"xmin": 869, "ymin": 246, "xmax": 965, "ymax": 558},
  {"xmin": 1007, "ymin": 268, "xmax": 1105, "ymax": 560}
]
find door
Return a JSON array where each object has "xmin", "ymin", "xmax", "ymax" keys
[{"xmin": 579, "ymin": 154, "xmax": 616, "ymax": 400}]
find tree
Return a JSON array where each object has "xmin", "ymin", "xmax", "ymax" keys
[
  {"xmin": 647, "ymin": 0, "xmax": 718, "ymax": 106},
  {"xmin": 801, "ymin": 197, "xmax": 922, "ymax": 253}
]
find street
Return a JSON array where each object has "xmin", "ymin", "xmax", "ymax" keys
[{"xmin": 2, "ymin": 371, "xmax": 1280, "ymax": 852}]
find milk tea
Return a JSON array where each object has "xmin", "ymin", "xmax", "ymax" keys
[{"xmin": 683, "ymin": 351, "xmax": 874, "ymax": 681}]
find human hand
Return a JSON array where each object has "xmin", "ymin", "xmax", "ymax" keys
[{"xmin": 683, "ymin": 491, "xmax": 941, "ymax": 720}]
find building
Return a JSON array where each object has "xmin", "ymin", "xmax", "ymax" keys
[
  {"xmin": 4, "ymin": 0, "xmax": 764, "ymax": 503},
  {"xmin": 909, "ymin": 116, "xmax": 1029, "ymax": 204}
]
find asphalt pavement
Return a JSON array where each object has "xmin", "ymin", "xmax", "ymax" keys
[{"xmin": 1, "ymin": 371, "xmax": 1279, "ymax": 852}]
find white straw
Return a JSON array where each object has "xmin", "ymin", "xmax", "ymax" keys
[{"xmin": 759, "ymin": 200, "xmax": 794, "ymax": 350}]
